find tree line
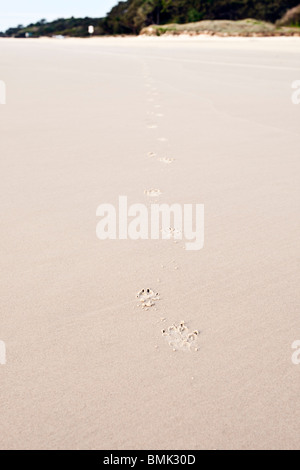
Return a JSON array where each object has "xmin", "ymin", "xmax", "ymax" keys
[{"xmin": 1, "ymin": 0, "xmax": 300, "ymax": 37}]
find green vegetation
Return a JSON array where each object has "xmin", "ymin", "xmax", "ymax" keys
[
  {"xmin": 4, "ymin": 17, "xmax": 107, "ymax": 38},
  {"xmin": 103, "ymin": 1, "xmax": 300, "ymax": 35},
  {"xmin": 276, "ymin": 5, "xmax": 300, "ymax": 26},
  {"xmin": 2, "ymin": 1, "xmax": 300, "ymax": 37},
  {"xmin": 141, "ymin": 19, "xmax": 300, "ymax": 36}
]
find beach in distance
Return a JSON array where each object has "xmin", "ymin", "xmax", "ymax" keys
[{"xmin": 0, "ymin": 36, "xmax": 299, "ymax": 450}]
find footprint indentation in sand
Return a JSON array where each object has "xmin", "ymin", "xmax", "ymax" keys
[
  {"xmin": 147, "ymin": 152, "xmax": 156, "ymax": 158},
  {"xmin": 144, "ymin": 188, "xmax": 162, "ymax": 197},
  {"xmin": 136, "ymin": 289, "xmax": 160, "ymax": 310},
  {"xmin": 158, "ymin": 157, "xmax": 175, "ymax": 164},
  {"xmin": 162, "ymin": 321, "xmax": 200, "ymax": 352},
  {"xmin": 161, "ymin": 227, "xmax": 182, "ymax": 239}
]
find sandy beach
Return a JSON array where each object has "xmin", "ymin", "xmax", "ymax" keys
[{"xmin": 0, "ymin": 36, "xmax": 299, "ymax": 450}]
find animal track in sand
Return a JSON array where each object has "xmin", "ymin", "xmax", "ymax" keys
[
  {"xmin": 147, "ymin": 152, "xmax": 156, "ymax": 158},
  {"xmin": 161, "ymin": 321, "xmax": 200, "ymax": 352},
  {"xmin": 136, "ymin": 288, "xmax": 160, "ymax": 310},
  {"xmin": 161, "ymin": 227, "xmax": 182, "ymax": 239},
  {"xmin": 158, "ymin": 157, "xmax": 175, "ymax": 164},
  {"xmin": 144, "ymin": 188, "xmax": 162, "ymax": 197}
]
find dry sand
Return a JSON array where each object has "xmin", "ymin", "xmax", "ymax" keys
[{"xmin": 0, "ymin": 36, "xmax": 299, "ymax": 450}]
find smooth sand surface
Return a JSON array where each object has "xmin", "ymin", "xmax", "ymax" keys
[{"xmin": 0, "ymin": 36, "xmax": 299, "ymax": 450}]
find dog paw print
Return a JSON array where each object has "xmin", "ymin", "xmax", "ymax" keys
[
  {"xmin": 158, "ymin": 157, "xmax": 174, "ymax": 164},
  {"xmin": 147, "ymin": 152, "xmax": 156, "ymax": 158},
  {"xmin": 161, "ymin": 321, "xmax": 200, "ymax": 352},
  {"xmin": 161, "ymin": 227, "xmax": 182, "ymax": 239},
  {"xmin": 136, "ymin": 288, "xmax": 160, "ymax": 310},
  {"xmin": 144, "ymin": 188, "xmax": 162, "ymax": 198}
]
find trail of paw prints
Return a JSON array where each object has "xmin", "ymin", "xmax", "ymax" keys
[
  {"xmin": 141, "ymin": 63, "xmax": 173, "ymax": 164},
  {"xmin": 142, "ymin": 64, "xmax": 164, "ymax": 133},
  {"xmin": 140, "ymin": 62, "xmax": 195, "ymax": 355},
  {"xmin": 161, "ymin": 321, "xmax": 200, "ymax": 352},
  {"xmin": 134, "ymin": 289, "xmax": 201, "ymax": 353}
]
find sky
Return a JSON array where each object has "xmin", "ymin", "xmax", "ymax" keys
[{"xmin": 0, "ymin": 0, "xmax": 119, "ymax": 32}]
